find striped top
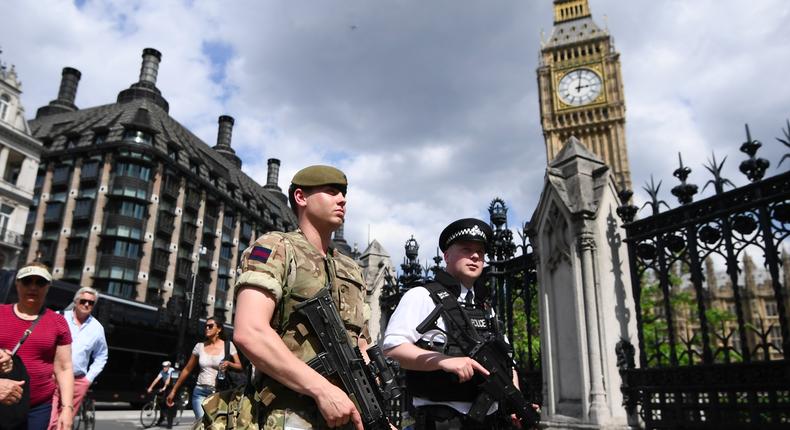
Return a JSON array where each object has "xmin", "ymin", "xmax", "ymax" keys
[{"xmin": 0, "ymin": 304, "xmax": 71, "ymax": 406}]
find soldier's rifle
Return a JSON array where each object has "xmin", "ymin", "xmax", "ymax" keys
[
  {"xmin": 294, "ymin": 288, "xmax": 399, "ymax": 430},
  {"xmin": 416, "ymin": 295, "xmax": 540, "ymax": 429}
]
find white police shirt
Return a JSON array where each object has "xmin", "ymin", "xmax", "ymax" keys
[{"xmin": 382, "ymin": 285, "xmax": 499, "ymax": 415}]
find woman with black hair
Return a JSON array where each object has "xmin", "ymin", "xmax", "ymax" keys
[{"xmin": 166, "ymin": 316, "xmax": 242, "ymax": 421}]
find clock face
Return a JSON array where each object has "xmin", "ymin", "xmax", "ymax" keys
[{"xmin": 557, "ymin": 68, "xmax": 602, "ymax": 106}]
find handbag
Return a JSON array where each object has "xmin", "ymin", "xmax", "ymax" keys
[
  {"xmin": 0, "ymin": 310, "xmax": 44, "ymax": 428},
  {"xmin": 215, "ymin": 341, "xmax": 247, "ymax": 391}
]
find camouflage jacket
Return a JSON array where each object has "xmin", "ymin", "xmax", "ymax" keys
[{"xmin": 235, "ymin": 229, "xmax": 370, "ymax": 363}]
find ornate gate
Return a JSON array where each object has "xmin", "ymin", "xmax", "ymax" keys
[{"xmin": 616, "ymin": 124, "xmax": 790, "ymax": 428}]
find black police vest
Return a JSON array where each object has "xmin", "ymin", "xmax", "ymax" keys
[{"xmin": 405, "ymin": 281, "xmax": 506, "ymax": 403}]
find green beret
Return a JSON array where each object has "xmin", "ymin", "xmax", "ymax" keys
[{"xmin": 291, "ymin": 165, "xmax": 348, "ymax": 188}]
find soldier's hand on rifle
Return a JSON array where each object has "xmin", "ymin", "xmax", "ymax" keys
[
  {"xmin": 313, "ymin": 382, "xmax": 364, "ymax": 430},
  {"xmin": 437, "ymin": 356, "xmax": 489, "ymax": 383}
]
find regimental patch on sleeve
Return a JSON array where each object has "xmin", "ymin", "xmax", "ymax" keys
[{"xmin": 250, "ymin": 246, "xmax": 273, "ymax": 263}]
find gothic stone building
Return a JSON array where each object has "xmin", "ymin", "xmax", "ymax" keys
[
  {"xmin": 537, "ymin": 0, "xmax": 632, "ymax": 189},
  {"xmin": 0, "ymin": 55, "xmax": 41, "ymax": 270},
  {"xmin": 25, "ymin": 48, "xmax": 296, "ymax": 318}
]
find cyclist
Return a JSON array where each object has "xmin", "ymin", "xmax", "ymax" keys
[{"xmin": 145, "ymin": 361, "xmax": 175, "ymax": 428}]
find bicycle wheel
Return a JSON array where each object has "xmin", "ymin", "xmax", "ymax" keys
[
  {"xmin": 140, "ymin": 400, "xmax": 159, "ymax": 428},
  {"xmin": 82, "ymin": 397, "xmax": 96, "ymax": 430}
]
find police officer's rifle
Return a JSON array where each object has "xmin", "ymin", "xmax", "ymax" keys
[
  {"xmin": 293, "ymin": 288, "xmax": 400, "ymax": 430},
  {"xmin": 416, "ymin": 288, "xmax": 540, "ymax": 429}
]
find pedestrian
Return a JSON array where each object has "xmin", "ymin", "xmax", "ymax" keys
[
  {"xmin": 0, "ymin": 262, "xmax": 73, "ymax": 430},
  {"xmin": 166, "ymin": 316, "xmax": 242, "ymax": 421},
  {"xmin": 147, "ymin": 361, "xmax": 174, "ymax": 428},
  {"xmin": 48, "ymin": 287, "xmax": 108, "ymax": 429},
  {"xmin": 233, "ymin": 165, "xmax": 370, "ymax": 430},
  {"xmin": 383, "ymin": 218, "xmax": 532, "ymax": 429}
]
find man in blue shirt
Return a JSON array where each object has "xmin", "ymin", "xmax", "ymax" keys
[{"xmin": 49, "ymin": 287, "xmax": 108, "ymax": 427}]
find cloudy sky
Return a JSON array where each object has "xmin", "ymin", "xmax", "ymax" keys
[{"xmin": 2, "ymin": 0, "xmax": 788, "ymax": 268}]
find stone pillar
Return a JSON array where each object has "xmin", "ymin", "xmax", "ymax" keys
[
  {"xmin": 356, "ymin": 239, "xmax": 395, "ymax": 343},
  {"xmin": 192, "ymin": 193, "xmax": 208, "ymax": 315},
  {"xmin": 529, "ymin": 137, "xmax": 639, "ymax": 429},
  {"xmin": 53, "ymin": 160, "xmax": 82, "ymax": 279},
  {"xmin": 0, "ymin": 147, "xmax": 9, "ymax": 180},
  {"xmin": 163, "ymin": 178, "xmax": 186, "ymax": 303},
  {"xmin": 83, "ymin": 155, "xmax": 112, "ymax": 288},
  {"xmin": 226, "ymin": 217, "xmax": 242, "ymax": 316},
  {"xmin": 137, "ymin": 163, "xmax": 163, "ymax": 300},
  {"xmin": 27, "ymin": 164, "xmax": 54, "ymax": 264},
  {"xmin": 207, "ymin": 203, "xmax": 224, "ymax": 316}
]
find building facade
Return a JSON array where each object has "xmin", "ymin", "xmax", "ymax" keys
[
  {"xmin": 537, "ymin": 0, "xmax": 632, "ymax": 189},
  {"xmin": 0, "ymin": 55, "xmax": 41, "ymax": 270},
  {"xmin": 25, "ymin": 48, "xmax": 296, "ymax": 318}
]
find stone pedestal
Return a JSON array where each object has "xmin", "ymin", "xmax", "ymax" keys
[{"xmin": 529, "ymin": 137, "xmax": 640, "ymax": 429}]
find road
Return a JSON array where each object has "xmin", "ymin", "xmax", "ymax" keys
[{"xmin": 93, "ymin": 404, "xmax": 199, "ymax": 430}]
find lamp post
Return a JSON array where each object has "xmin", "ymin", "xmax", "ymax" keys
[{"xmin": 176, "ymin": 245, "xmax": 207, "ymax": 365}]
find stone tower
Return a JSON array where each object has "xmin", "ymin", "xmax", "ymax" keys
[{"xmin": 537, "ymin": 0, "xmax": 632, "ymax": 189}]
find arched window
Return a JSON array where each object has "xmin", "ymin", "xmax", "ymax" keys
[{"xmin": 0, "ymin": 94, "xmax": 10, "ymax": 122}]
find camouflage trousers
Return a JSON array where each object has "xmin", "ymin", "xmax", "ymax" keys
[{"xmin": 261, "ymin": 407, "xmax": 356, "ymax": 430}]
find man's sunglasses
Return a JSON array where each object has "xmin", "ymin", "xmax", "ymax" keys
[
  {"xmin": 79, "ymin": 299, "xmax": 95, "ymax": 306},
  {"xmin": 20, "ymin": 277, "xmax": 48, "ymax": 287},
  {"xmin": 205, "ymin": 324, "xmax": 216, "ymax": 329}
]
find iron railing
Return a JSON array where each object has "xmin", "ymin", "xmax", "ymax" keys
[{"xmin": 616, "ymin": 122, "xmax": 790, "ymax": 429}]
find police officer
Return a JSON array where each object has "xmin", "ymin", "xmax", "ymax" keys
[
  {"xmin": 383, "ymin": 218, "xmax": 525, "ymax": 430},
  {"xmin": 233, "ymin": 165, "xmax": 369, "ymax": 430}
]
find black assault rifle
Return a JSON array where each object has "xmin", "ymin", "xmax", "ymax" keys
[
  {"xmin": 293, "ymin": 288, "xmax": 400, "ymax": 430},
  {"xmin": 416, "ymin": 293, "xmax": 540, "ymax": 429}
]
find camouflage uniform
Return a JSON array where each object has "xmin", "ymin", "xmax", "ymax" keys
[{"xmin": 235, "ymin": 229, "xmax": 370, "ymax": 430}]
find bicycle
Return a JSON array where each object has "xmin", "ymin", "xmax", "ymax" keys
[
  {"xmin": 140, "ymin": 390, "xmax": 188, "ymax": 428},
  {"xmin": 72, "ymin": 391, "xmax": 96, "ymax": 430}
]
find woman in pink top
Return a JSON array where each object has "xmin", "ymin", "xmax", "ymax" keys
[{"xmin": 0, "ymin": 262, "xmax": 73, "ymax": 430}]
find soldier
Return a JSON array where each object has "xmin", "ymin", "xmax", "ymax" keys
[
  {"xmin": 383, "ymin": 218, "xmax": 530, "ymax": 429},
  {"xmin": 233, "ymin": 165, "xmax": 369, "ymax": 430}
]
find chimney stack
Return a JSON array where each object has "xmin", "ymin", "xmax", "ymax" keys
[
  {"xmin": 36, "ymin": 67, "xmax": 81, "ymax": 118},
  {"xmin": 264, "ymin": 158, "xmax": 281, "ymax": 192},
  {"xmin": 212, "ymin": 115, "xmax": 241, "ymax": 168},
  {"xmin": 117, "ymin": 48, "xmax": 169, "ymax": 112},
  {"xmin": 139, "ymin": 48, "xmax": 161, "ymax": 86}
]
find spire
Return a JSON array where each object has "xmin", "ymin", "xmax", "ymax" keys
[
  {"xmin": 117, "ymin": 48, "xmax": 169, "ymax": 112},
  {"xmin": 212, "ymin": 115, "xmax": 242, "ymax": 168},
  {"xmin": 553, "ymin": 0, "xmax": 592, "ymax": 24}
]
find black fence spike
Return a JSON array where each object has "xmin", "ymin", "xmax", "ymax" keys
[
  {"xmin": 671, "ymin": 152, "xmax": 698, "ymax": 205},
  {"xmin": 739, "ymin": 123, "xmax": 770, "ymax": 182},
  {"xmin": 777, "ymin": 119, "xmax": 790, "ymax": 168},
  {"xmin": 702, "ymin": 152, "xmax": 734, "ymax": 195},
  {"xmin": 641, "ymin": 175, "xmax": 669, "ymax": 216}
]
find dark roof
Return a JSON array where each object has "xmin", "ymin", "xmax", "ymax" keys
[
  {"xmin": 29, "ymin": 97, "xmax": 296, "ymax": 231},
  {"xmin": 544, "ymin": 16, "xmax": 607, "ymax": 49}
]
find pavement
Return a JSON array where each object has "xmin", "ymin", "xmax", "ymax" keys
[{"xmin": 94, "ymin": 407, "xmax": 199, "ymax": 429}]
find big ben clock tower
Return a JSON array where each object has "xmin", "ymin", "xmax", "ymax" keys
[{"xmin": 537, "ymin": 0, "xmax": 632, "ymax": 189}]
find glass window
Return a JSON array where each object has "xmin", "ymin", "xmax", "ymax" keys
[
  {"xmin": 94, "ymin": 132, "xmax": 107, "ymax": 145},
  {"xmin": 122, "ymin": 129, "xmax": 152, "ymax": 145},
  {"xmin": 107, "ymin": 281, "xmax": 135, "ymax": 298},
  {"xmin": 220, "ymin": 245, "xmax": 232, "ymax": 260},
  {"xmin": 53, "ymin": 166, "xmax": 71, "ymax": 184},
  {"xmin": 765, "ymin": 302, "xmax": 778, "ymax": 317},
  {"xmin": 117, "ymin": 201, "xmax": 146, "ymax": 218},
  {"xmin": 79, "ymin": 187, "xmax": 96, "ymax": 199},
  {"xmin": 81, "ymin": 161, "xmax": 100, "ymax": 179},
  {"xmin": 73, "ymin": 199, "xmax": 93, "ymax": 218},
  {"xmin": 167, "ymin": 146, "xmax": 178, "ymax": 161},
  {"xmin": 105, "ymin": 225, "xmax": 142, "ymax": 240},
  {"xmin": 44, "ymin": 202, "xmax": 63, "ymax": 221},
  {"xmin": 0, "ymin": 94, "xmax": 10, "ymax": 121},
  {"xmin": 112, "ymin": 240, "xmax": 140, "ymax": 258}
]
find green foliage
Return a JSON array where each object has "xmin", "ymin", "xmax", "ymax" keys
[{"xmin": 511, "ymin": 295, "xmax": 540, "ymax": 370}]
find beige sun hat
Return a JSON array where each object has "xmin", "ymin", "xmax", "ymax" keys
[{"xmin": 16, "ymin": 264, "xmax": 53, "ymax": 283}]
